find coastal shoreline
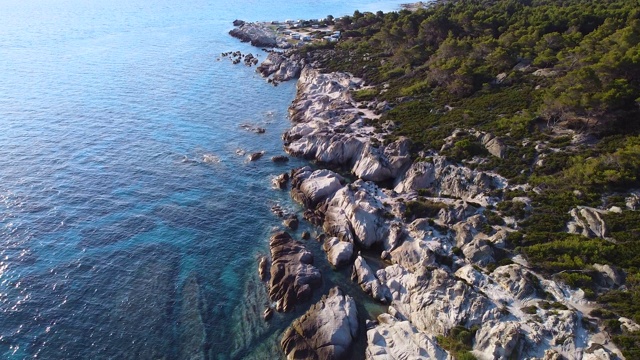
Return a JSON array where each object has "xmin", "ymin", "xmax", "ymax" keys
[{"xmin": 229, "ymin": 10, "xmax": 629, "ymax": 360}]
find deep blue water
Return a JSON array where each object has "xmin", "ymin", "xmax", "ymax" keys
[{"xmin": 0, "ymin": 0, "xmax": 404, "ymax": 358}]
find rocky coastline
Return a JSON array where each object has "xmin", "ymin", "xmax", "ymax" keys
[{"xmin": 232, "ymin": 17, "xmax": 629, "ymax": 360}]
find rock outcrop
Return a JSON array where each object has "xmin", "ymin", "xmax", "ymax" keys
[
  {"xmin": 229, "ymin": 22, "xmax": 278, "ymax": 47},
  {"xmin": 257, "ymin": 52, "xmax": 304, "ymax": 82},
  {"xmin": 394, "ymin": 157, "xmax": 506, "ymax": 207},
  {"xmin": 291, "ymin": 167, "xmax": 344, "ymax": 208},
  {"xmin": 322, "ymin": 237, "xmax": 354, "ymax": 268},
  {"xmin": 234, "ymin": 29, "xmax": 626, "ymax": 360},
  {"xmin": 366, "ymin": 313, "xmax": 451, "ymax": 360},
  {"xmin": 567, "ymin": 206, "xmax": 608, "ymax": 238},
  {"xmin": 281, "ymin": 287, "xmax": 358, "ymax": 360},
  {"xmin": 473, "ymin": 321, "xmax": 521, "ymax": 359},
  {"xmin": 268, "ymin": 232, "xmax": 322, "ymax": 312},
  {"xmin": 284, "ymin": 67, "xmax": 412, "ymax": 182},
  {"xmin": 378, "ymin": 264, "xmax": 496, "ymax": 335},
  {"xmin": 323, "ymin": 180, "xmax": 390, "ymax": 248},
  {"xmin": 352, "ymin": 256, "xmax": 390, "ymax": 303}
]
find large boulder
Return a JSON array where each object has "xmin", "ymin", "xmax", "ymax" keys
[
  {"xmin": 366, "ymin": 313, "xmax": 451, "ymax": 360},
  {"xmin": 352, "ymin": 139, "xmax": 412, "ymax": 182},
  {"xmin": 257, "ymin": 52, "xmax": 304, "ymax": 82},
  {"xmin": 567, "ymin": 206, "xmax": 607, "ymax": 238},
  {"xmin": 323, "ymin": 237, "xmax": 354, "ymax": 268},
  {"xmin": 477, "ymin": 132, "xmax": 507, "ymax": 159},
  {"xmin": 323, "ymin": 180, "xmax": 390, "ymax": 248},
  {"xmin": 281, "ymin": 287, "xmax": 358, "ymax": 360},
  {"xmin": 473, "ymin": 321, "xmax": 522, "ymax": 359},
  {"xmin": 268, "ymin": 232, "xmax": 322, "ymax": 312},
  {"xmin": 593, "ymin": 263, "xmax": 625, "ymax": 288},
  {"xmin": 291, "ymin": 167, "xmax": 344, "ymax": 208},
  {"xmin": 461, "ymin": 238, "xmax": 495, "ymax": 267},
  {"xmin": 386, "ymin": 219, "xmax": 450, "ymax": 273},
  {"xmin": 352, "ymin": 256, "xmax": 390, "ymax": 303}
]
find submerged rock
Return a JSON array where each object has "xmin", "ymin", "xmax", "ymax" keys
[
  {"xmin": 248, "ymin": 151, "xmax": 265, "ymax": 161},
  {"xmin": 273, "ymin": 172, "xmax": 290, "ymax": 189},
  {"xmin": 258, "ymin": 256, "xmax": 269, "ymax": 281},
  {"xmin": 268, "ymin": 232, "xmax": 321, "ymax": 312},
  {"xmin": 281, "ymin": 287, "xmax": 358, "ymax": 360},
  {"xmin": 179, "ymin": 275, "xmax": 207, "ymax": 360},
  {"xmin": 283, "ymin": 214, "xmax": 299, "ymax": 230}
]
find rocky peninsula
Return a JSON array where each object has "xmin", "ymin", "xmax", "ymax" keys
[{"xmin": 232, "ymin": 1, "xmax": 640, "ymax": 357}]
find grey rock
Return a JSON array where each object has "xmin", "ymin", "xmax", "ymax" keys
[
  {"xmin": 268, "ymin": 232, "xmax": 321, "ymax": 312},
  {"xmin": 567, "ymin": 206, "xmax": 607, "ymax": 238},
  {"xmin": 474, "ymin": 321, "xmax": 522, "ymax": 359},
  {"xmin": 283, "ymin": 215, "xmax": 299, "ymax": 230},
  {"xmin": 394, "ymin": 157, "xmax": 506, "ymax": 207},
  {"xmin": 290, "ymin": 167, "xmax": 344, "ymax": 208},
  {"xmin": 323, "ymin": 180, "xmax": 389, "ymax": 248},
  {"xmin": 248, "ymin": 151, "xmax": 265, "ymax": 161},
  {"xmin": 258, "ymin": 256, "xmax": 269, "ymax": 281},
  {"xmin": 281, "ymin": 287, "xmax": 358, "ymax": 360},
  {"xmin": 462, "ymin": 238, "xmax": 495, "ymax": 267},
  {"xmin": 229, "ymin": 22, "xmax": 278, "ymax": 47},
  {"xmin": 366, "ymin": 313, "xmax": 451, "ymax": 360},
  {"xmin": 273, "ymin": 172, "xmax": 290, "ymax": 189},
  {"xmin": 257, "ymin": 52, "xmax": 304, "ymax": 82},
  {"xmin": 593, "ymin": 263, "xmax": 625, "ymax": 288},
  {"xmin": 322, "ymin": 237, "xmax": 353, "ymax": 268},
  {"xmin": 352, "ymin": 256, "xmax": 390, "ymax": 303}
]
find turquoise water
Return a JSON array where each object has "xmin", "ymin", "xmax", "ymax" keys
[{"xmin": 0, "ymin": 0, "xmax": 403, "ymax": 358}]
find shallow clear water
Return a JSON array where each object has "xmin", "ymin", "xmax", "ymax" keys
[{"xmin": 0, "ymin": 0, "xmax": 403, "ymax": 358}]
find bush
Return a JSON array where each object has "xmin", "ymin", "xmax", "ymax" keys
[
  {"xmin": 352, "ymin": 88, "xmax": 378, "ymax": 102},
  {"xmin": 403, "ymin": 200, "xmax": 447, "ymax": 221}
]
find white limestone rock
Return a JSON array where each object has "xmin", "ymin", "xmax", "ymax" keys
[
  {"xmin": 567, "ymin": 206, "xmax": 608, "ymax": 238},
  {"xmin": 322, "ymin": 237, "xmax": 354, "ymax": 268},
  {"xmin": 352, "ymin": 256, "xmax": 391, "ymax": 303},
  {"xmin": 473, "ymin": 321, "xmax": 521, "ymax": 359},
  {"xmin": 323, "ymin": 180, "xmax": 390, "ymax": 248},
  {"xmin": 290, "ymin": 167, "xmax": 344, "ymax": 208},
  {"xmin": 394, "ymin": 157, "xmax": 506, "ymax": 206},
  {"xmin": 378, "ymin": 264, "xmax": 496, "ymax": 335},
  {"xmin": 366, "ymin": 313, "xmax": 452, "ymax": 360},
  {"xmin": 281, "ymin": 287, "xmax": 358, "ymax": 360}
]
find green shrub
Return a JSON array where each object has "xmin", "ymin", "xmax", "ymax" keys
[
  {"xmin": 352, "ymin": 88, "xmax": 378, "ymax": 102},
  {"xmin": 403, "ymin": 200, "xmax": 447, "ymax": 221}
]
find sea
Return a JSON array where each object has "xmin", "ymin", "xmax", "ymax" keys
[{"xmin": 0, "ymin": 0, "xmax": 406, "ymax": 358}]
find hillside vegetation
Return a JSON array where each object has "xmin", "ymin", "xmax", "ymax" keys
[{"xmin": 299, "ymin": 0, "xmax": 640, "ymax": 356}]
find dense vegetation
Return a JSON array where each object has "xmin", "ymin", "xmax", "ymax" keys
[{"xmin": 298, "ymin": 0, "xmax": 640, "ymax": 355}]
